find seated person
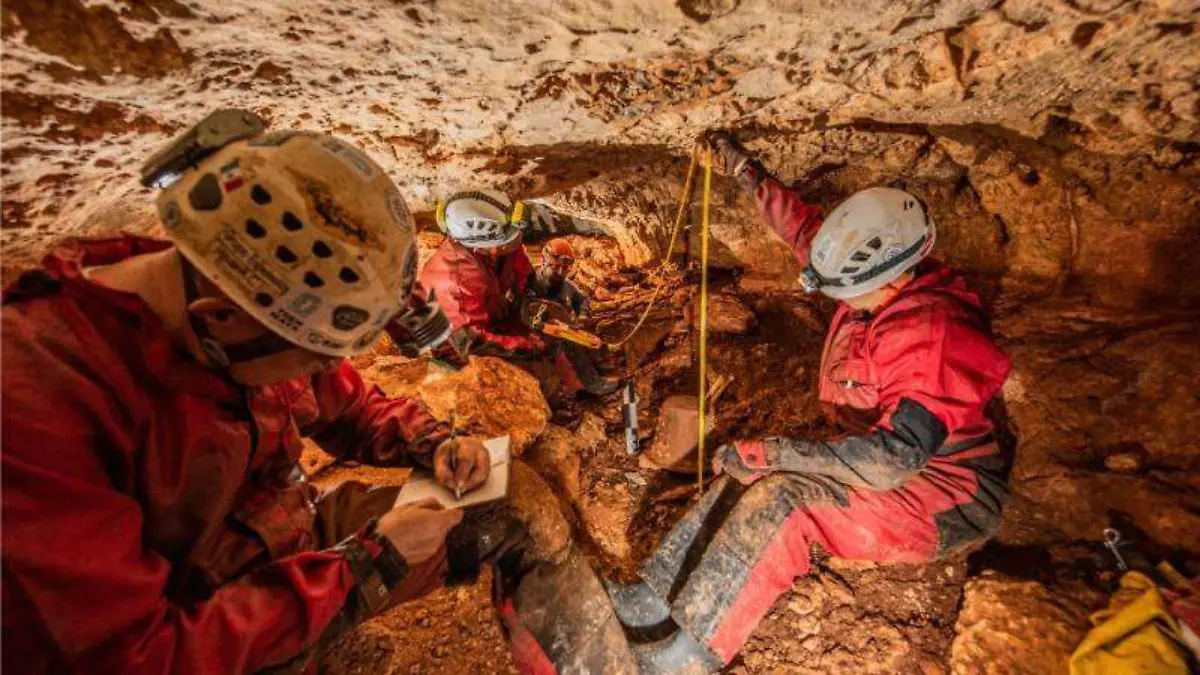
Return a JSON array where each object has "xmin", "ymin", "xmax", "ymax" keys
[
  {"xmin": 531, "ymin": 238, "xmax": 590, "ymax": 320},
  {"xmin": 418, "ymin": 190, "xmax": 617, "ymax": 399}
]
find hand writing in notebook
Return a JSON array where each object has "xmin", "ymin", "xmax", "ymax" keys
[{"xmin": 433, "ymin": 436, "xmax": 491, "ymax": 496}]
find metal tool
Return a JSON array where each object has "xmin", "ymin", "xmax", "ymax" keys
[
  {"xmin": 1103, "ymin": 528, "xmax": 1129, "ymax": 571},
  {"xmin": 623, "ymin": 380, "xmax": 640, "ymax": 455}
]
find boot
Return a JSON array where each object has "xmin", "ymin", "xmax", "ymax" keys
[
  {"xmin": 494, "ymin": 550, "xmax": 639, "ymax": 674},
  {"xmin": 603, "ymin": 579, "xmax": 671, "ymax": 633},
  {"xmin": 605, "ymin": 580, "xmax": 722, "ymax": 674},
  {"xmin": 562, "ymin": 341, "xmax": 621, "ymax": 396},
  {"xmin": 631, "ymin": 628, "xmax": 723, "ymax": 675}
]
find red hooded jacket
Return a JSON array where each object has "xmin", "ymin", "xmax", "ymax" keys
[
  {"xmin": 742, "ymin": 172, "xmax": 1012, "ymax": 489},
  {"xmin": 417, "ymin": 238, "xmax": 545, "ymax": 358},
  {"xmin": 1, "ymin": 237, "xmax": 448, "ymax": 675}
]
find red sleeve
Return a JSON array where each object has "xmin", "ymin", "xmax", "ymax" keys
[
  {"xmin": 442, "ymin": 269, "xmax": 546, "ymax": 359},
  {"xmin": 0, "ymin": 370, "xmax": 356, "ymax": 674},
  {"xmin": 871, "ymin": 300, "xmax": 1012, "ymax": 435},
  {"xmin": 306, "ymin": 361, "xmax": 450, "ymax": 468},
  {"xmin": 753, "ymin": 174, "xmax": 826, "ymax": 267}
]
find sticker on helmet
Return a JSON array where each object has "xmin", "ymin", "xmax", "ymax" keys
[
  {"xmin": 219, "ymin": 160, "xmax": 244, "ymax": 192},
  {"xmin": 883, "ymin": 243, "xmax": 904, "ymax": 261},
  {"xmin": 317, "ymin": 137, "xmax": 379, "ymax": 180},
  {"xmin": 813, "ymin": 237, "xmax": 833, "ymax": 263},
  {"xmin": 306, "ymin": 331, "xmax": 348, "ymax": 350},
  {"xmin": 289, "ymin": 292, "xmax": 322, "ymax": 318},
  {"xmin": 387, "ymin": 190, "xmax": 412, "ymax": 230},
  {"xmin": 269, "ymin": 307, "xmax": 304, "ymax": 332},
  {"xmin": 210, "ymin": 227, "xmax": 289, "ymax": 297},
  {"xmin": 161, "ymin": 201, "xmax": 182, "ymax": 229},
  {"xmin": 397, "ymin": 245, "xmax": 417, "ymax": 298},
  {"xmin": 332, "ymin": 305, "xmax": 370, "ymax": 331},
  {"xmin": 306, "ymin": 184, "xmax": 381, "ymax": 251}
]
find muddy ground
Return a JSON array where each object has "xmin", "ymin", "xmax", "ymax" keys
[{"xmin": 303, "ymin": 228, "xmax": 1199, "ymax": 674}]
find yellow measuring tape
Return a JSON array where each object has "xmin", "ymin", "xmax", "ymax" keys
[
  {"xmin": 604, "ymin": 149, "xmax": 701, "ymax": 348},
  {"xmin": 697, "ymin": 148, "xmax": 713, "ymax": 496},
  {"xmin": 591, "ymin": 143, "xmax": 715, "ymax": 496}
]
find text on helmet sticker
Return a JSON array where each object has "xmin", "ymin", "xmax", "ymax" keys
[
  {"xmin": 332, "ymin": 305, "xmax": 370, "ymax": 331},
  {"xmin": 307, "ymin": 331, "xmax": 348, "ymax": 351},
  {"xmin": 317, "ymin": 136, "xmax": 379, "ymax": 180},
  {"xmin": 210, "ymin": 226, "xmax": 288, "ymax": 297},
  {"xmin": 289, "ymin": 292, "xmax": 322, "ymax": 318},
  {"xmin": 269, "ymin": 308, "xmax": 304, "ymax": 332},
  {"xmin": 305, "ymin": 184, "xmax": 383, "ymax": 252},
  {"xmin": 387, "ymin": 190, "xmax": 412, "ymax": 230},
  {"xmin": 397, "ymin": 245, "xmax": 417, "ymax": 300}
]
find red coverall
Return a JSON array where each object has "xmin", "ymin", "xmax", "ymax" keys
[
  {"xmin": 638, "ymin": 171, "xmax": 1014, "ymax": 663},
  {"xmin": 1, "ymin": 237, "xmax": 451, "ymax": 675},
  {"xmin": 418, "ymin": 238, "xmax": 545, "ymax": 359}
]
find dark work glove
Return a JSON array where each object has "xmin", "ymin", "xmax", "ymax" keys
[
  {"xmin": 702, "ymin": 131, "xmax": 754, "ymax": 178},
  {"xmin": 711, "ymin": 440, "xmax": 774, "ymax": 485}
]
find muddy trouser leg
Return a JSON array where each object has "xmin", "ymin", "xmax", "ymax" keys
[
  {"xmin": 433, "ymin": 505, "xmax": 638, "ymax": 675},
  {"xmin": 559, "ymin": 341, "xmax": 617, "ymax": 395},
  {"xmin": 494, "ymin": 549, "xmax": 639, "ymax": 675},
  {"xmin": 641, "ymin": 455, "xmax": 1005, "ymax": 665}
]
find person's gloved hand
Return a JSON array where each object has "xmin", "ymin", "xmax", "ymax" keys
[
  {"xmin": 375, "ymin": 497, "xmax": 463, "ymax": 564},
  {"xmin": 701, "ymin": 131, "xmax": 754, "ymax": 177},
  {"xmin": 711, "ymin": 440, "xmax": 774, "ymax": 485},
  {"xmin": 433, "ymin": 436, "xmax": 491, "ymax": 495}
]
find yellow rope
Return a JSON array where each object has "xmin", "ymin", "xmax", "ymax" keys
[
  {"xmin": 697, "ymin": 148, "xmax": 713, "ymax": 497},
  {"xmin": 604, "ymin": 149, "xmax": 700, "ymax": 348}
]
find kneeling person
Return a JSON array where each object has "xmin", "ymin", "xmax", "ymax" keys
[{"xmin": 418, "ymin": 190, "xmax": 616, "ymax": 399}]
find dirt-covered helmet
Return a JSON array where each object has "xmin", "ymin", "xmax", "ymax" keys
[
  {"xmin": 437, "ymin": 190, "xmax": 525, "ymax": 249},
  {"xmin": 146, "ymin": 111, "xmax": 418, "ymax": 358},
  {"xmin": 541, "ymin": 238, "xmax": 576, "ymax": 272},
  {"xmin": 801, "ymin": 187, "xmax": 935, "ymax": 299}
]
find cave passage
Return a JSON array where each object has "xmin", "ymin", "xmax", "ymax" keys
[{"xmin": 2, "ymin": 0, "xmax": 1198, "ymax": 673}]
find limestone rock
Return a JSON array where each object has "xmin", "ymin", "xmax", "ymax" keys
[
  {"xmin": 580, "ymin": 482, "xmax": 636, "ymax": 563},
  {"xmin": 368, "ymin": 356, "xmax": 550, "ymax": 457},
  {"xmin": 507, "ymin": 459, "xmax": 572, "ymax": 563},
  {"xmin": 950, "ymin": 572, "xmax": 1095, "ymax": 675},
  {"xmin": 523, "ymin": 413, "xmax": 607, "ymax": 501},
  {"xmin": 705, "ymin": 292, "xmax": 757, "ymax": 335}
]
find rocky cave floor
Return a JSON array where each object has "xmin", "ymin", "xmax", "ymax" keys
[{"xmin": 297, "ymin": 230, "xmax": 1200, "ymax": 675}]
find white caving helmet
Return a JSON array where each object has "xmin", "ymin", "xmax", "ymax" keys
[
  {"xmin": 801, "ymin": 187, "xmax": 936, "ymax": 300},
  {"xmin": 144, "ymin": 110, "xmax": 418, "ymax": 359},
  {"xmin": 436, "ymin": 190, "xmax": 525, "ymax": 249}
]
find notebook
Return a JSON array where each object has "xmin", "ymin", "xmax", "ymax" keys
[{"xmin": 393, "ymin": 435, "xmax": 511, "ymax": 509}]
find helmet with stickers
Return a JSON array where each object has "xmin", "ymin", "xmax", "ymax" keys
[{"xmin": 145, "ymin": 109, "xmax": 418, "ymax": 358}]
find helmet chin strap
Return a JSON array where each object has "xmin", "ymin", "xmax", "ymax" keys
[{"xmin": 180, "ymin": 259, "xmax": 301, "ymax": 369}]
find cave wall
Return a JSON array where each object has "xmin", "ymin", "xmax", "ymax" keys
[{"xmin": 3, "ymin": 0, "xmax": 1197, "ymax": 293}]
